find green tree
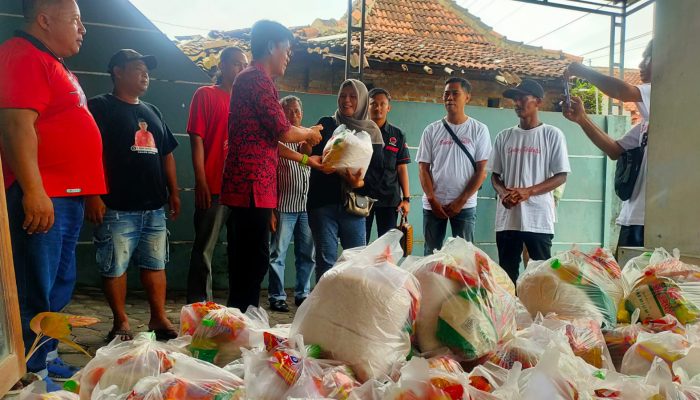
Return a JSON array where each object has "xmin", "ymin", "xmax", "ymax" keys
[{"xmin": 571, "ymin": 79, "xmax": 604, "ymax": 114}]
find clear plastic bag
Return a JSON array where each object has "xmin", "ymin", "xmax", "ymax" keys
[
  {"xmin": 179, "ymin": 301, "xmax": 225, "ymax": 336},
  {"xmin": 516, "ymin": 248, "xmax": 625, "ymax": 328},
  {"xmin": 620, "ymin": 331, "xmax": 690, "ymax": 376},
  {"xmin": 189, "ymin": 305, "xmax": 269, "ymax": 367},
  {"xmin": 242, "ymin": 336, "xmax": 327, "ymax": 400},
  {"xmin": 19, "ymin": 381, "xmax": 80, "ymax": 399},
  {"xmin": 490, "ymin": 320, "xmax": 571, "ymax": 370},
  {"xmin": 603, "ymin": 309, "xmax": 644, "ymax": 372},
  {"xmin": 291, "ymin": 230, "xmax": 420, "ymax": 382},
  {"xmin": 322, "ymin": 124, "xmax": 373, "ymax": 179},
  {"xmin": 623, "ymin": 248, "xmax": 700, "ymax": 325},
  {"xmin": 403, "ymin": 237, "xmax": 517, "ymax": 362},
  {"xmin": 125, "ymin": 368, "xmax": 244, "ymax": 400},
  {"xmin": 540, "ymin": 315, "xmax": 615, "ymax": 371},
  {"xmin": 518, "ymin": 346, "xmax": 593, "ymax": 400},
  {"xmin": 79, "ymin": 332, "xmax": 184, "ymax": 400},
  {"xmin": 381, "ymin": 357, "xmax": 469, "ymax": 400}
]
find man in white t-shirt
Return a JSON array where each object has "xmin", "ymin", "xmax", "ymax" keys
[
  {"xmin": 416, "ymin": 77, "xmax": 492, "ymax": 254},
  {"xmin": 490, "ymin": 79, "xmax": 570, "ymax": 283},
  {"xmin": 563, "ymin": 40, "xmax": 652, "ymax": 251}
]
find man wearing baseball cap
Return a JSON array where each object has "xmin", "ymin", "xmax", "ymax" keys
[
  {"xmin": 85, "ymin": 49, "xmax": 180, "ymax": 342},
  {"xmin": 489, "ymin": 79, "xmax": 570, "ymax": 284}
]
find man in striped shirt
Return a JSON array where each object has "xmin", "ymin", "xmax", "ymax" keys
[{"xmin": 268, "ymin": 95, "xmax": 315, "ymax": 312}]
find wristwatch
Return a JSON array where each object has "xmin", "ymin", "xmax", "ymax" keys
[{"xmin": 402, "ymin": 196, "xmax": 410, "ymax": 202}]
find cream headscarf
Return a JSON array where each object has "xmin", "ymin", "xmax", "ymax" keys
[{"xmin": 333, "ymin": 79, "xmax": 384, "ymax": 145}]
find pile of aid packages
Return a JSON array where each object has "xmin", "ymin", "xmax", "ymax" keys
[{"xmin": 21, "ymin": 231, "xmax": 700, "ymax": 399}]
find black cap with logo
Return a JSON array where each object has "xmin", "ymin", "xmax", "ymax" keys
[
  {"xmin": 502, "ymin": 79, "xmax": 545, "ymax": 99},
  {"xmin": 108, "ymin": 49, "xmax": 158, "ymax": 73}
]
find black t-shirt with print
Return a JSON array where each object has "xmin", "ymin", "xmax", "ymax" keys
[
  {"xmin": 88, "ymin": 94, "xmax": 178, "ymax": 211},
  {"xmin": 373, "ymin": 122, "xmax": 411, "ymax": 207}
]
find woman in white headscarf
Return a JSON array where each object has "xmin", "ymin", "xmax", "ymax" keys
[{"xmin": 307, "ymin": 79, "xmax": 385, "ymax": 280}]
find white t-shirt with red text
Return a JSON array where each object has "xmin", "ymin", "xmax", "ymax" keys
[
  {"xmin": 490, "ymin": 123, "xmax": 571, "ymax": 234},
  {"xmin": 416, "ymin": 118, "xmax": 492, "ymax": 210}
]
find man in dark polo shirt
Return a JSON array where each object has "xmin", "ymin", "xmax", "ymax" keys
[
  {"xmin": 85, "ymin": 49, "xmax": 180, "ymax": 343},
  {"xmin": 0, "ymin": 0, "xmax": 105, "ymax": 390},
  {"xmin": 366, "ymin": 88, "xmax": 411, "ymax": 240}
]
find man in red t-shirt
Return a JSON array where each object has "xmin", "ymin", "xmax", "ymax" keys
[
  {"xmin": 0, "ymin": 0, "xmax": 105, "ymax": 390},
  {"xmin": 186, "ymin": 46, "xmax": 248, "ymax": 303}
]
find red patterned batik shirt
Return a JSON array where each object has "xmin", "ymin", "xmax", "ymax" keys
[{"xmin": 220, "ymin": 63, "xmax": 291, "ymax": 208}]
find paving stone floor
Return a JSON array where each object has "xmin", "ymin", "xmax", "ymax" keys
[{"xmin": 58, "ymin": 286, "xmax": 298, "ymax": 368}]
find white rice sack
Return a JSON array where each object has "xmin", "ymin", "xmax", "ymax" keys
[{"xmin": 291, "ymin": 230, "xmax": 419, "ymax": 382}]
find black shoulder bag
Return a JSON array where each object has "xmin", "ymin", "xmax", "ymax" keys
[
  {"xmin": 441, "ymin": 118, "xmax": 481, "ymax": 189},
  {"xmin": 614, "ymin": 129, "xmax": 648, "ymax": 201}
]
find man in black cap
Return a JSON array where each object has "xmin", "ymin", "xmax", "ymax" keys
[
  {"xmin": 489, "ymin": 79, "xmax": 570, "ymax": 283},
  {"xmin": 85, "ymin": 49, "xmax": 180, "ymax": 341}
]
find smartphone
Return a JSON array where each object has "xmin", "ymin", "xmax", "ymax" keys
[{"xmin": 563, "ymin": 78, "xmax": 571, "ymax": 108}]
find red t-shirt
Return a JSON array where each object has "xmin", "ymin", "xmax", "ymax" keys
[
  {"xmin": 220, "ymin": 63, "xmax": 291, "ymax": 208},
  {"xmin": 187, "ymin": 85, "xmax": 230, "ymax": 195},
  {"xmin": 0, "ymin": 33, "xmax": 105, "ymax": 197}
]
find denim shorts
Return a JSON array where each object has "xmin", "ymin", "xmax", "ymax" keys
[{"xmin": 94, "ymin": 208, "xmax": 169, "ymax": 277}]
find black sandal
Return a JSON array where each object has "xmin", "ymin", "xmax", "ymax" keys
[
  {"xmin": 107, "ymin": 328, "xmax": 134, "ymax": 342},
  {"xmin": 151, "ymin": 328, "xmax": 178, "ymax": 341}
]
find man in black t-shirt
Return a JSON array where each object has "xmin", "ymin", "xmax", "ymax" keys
[
  {"xmin": 85, "ymin": 49, "xmax": 180, "ymax": 342},
  {"xmin": 366, "ymin": 88, "xmax": 411, "ymax": 241}
]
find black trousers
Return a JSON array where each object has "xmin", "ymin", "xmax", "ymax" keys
[
  {"xmin": 365, "ymin": 206, "xmax": 399, "ymax": 244},
  {"xmin": 618, "ymin": 225, "xmax": 644, "ymax": 247},
  {"xmin": 496, "ymin": 230, "xmax": 553, "ymax": 284},
  {"xmin": 226, "ymin": 205, "xmax": 272, "ymax": 310}
]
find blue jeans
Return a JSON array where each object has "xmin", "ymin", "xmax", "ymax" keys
[
  {"xmin": 308, "ymin": 204, "xmax": 366, "ymax": 280},
  {"xmin": 94, "ymin": 208, "xmax": 168, "ymax": 277},
  {"xmin": 6, "ymin": 183, "xmax": 85, "ymax": 374},
  {"xmin": 268, "ymin": 212, "xmax": 315, "ymax": 302},
  {"xmin": 423, "ymin": 207, "xmax": 476, "ymax": 255}
]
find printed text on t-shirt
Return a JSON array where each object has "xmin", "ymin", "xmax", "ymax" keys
[{"xmin": 507, "ymin": 146, "xmax": 541, "ymax": 155}]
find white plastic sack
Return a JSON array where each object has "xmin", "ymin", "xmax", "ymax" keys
[
  {"xmin": 517, "ymin": 248, "xmax": 625, "ymax": 328},
  {"xmin": 322, "ymin": 124, "xmax": 373, "ymax": 179},
  {"xmin": 403, "ymin": 237, "xmax": 517, "ymax": 361},
  {"xmin": 291, "ymin": 230, "xmax": 420, "ymax": 382}
]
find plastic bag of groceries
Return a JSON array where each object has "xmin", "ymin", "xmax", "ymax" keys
[
  {"xmin": 19, "ymin": 381, "xmax": 80, "ymax": 399},
  {"xmin": 179, "ymin": 301, "xmax": 225, "ymax": 336},
  {"xmin": 124, "ymin": 353, "xmax": 244, "ymax": 400},
  {"xmin": 189, "ymin": 306, "xmax": 269, "ymax": 367},
  {"xmin": 620, "ymin": 331, "xmax": 690, "ymax": 376},
  {"xmin": 378, "ymin": 357, "xmax": 470, "ymax": 400},
  {"xmin": 519, "ymin": 345, "xmax": 596, "ymax": 400},
  {"xmin": 539, "ymin": 315, "xmax": 615, "ymax": 370},
  {"xmin": 490, "ymin": 318, "xmax": 571, "ymax": 370},
  {"xmin": 322, "ymin": 124, "xmax": 373, "ymax": 179},
  {"xmin": 590, "ymin": 370, "xmax": 659, "ymax": 400},
  {"xmin": 124, "ymin": 373, "xmax": 245, "ymax": 400},
  {"xmin": 467, "ymin": 361, "xmax": 522, "ymax": 400},
  {"xmin": 402, "ymin": 238, "xmax": 517, "ymax": 362},
  {"xmin": 517, "ymin": 248, "xmax": 626, "ymax": 328},
  {"xmin": 603, "ymin": 309, "xmax": 644, "ymax": 372},
  {"xmin": 291, "ymin": 230, "xmax": 420, "ymax": 382},
  {"xmin": 242, "ymin": 335, "xmax": 332, "ymax": 400},
  {"xmin": 622, "ymin": 248, "xmax": 700, "ymax": 325},
  {"xmin": 79, "ymin": 332, "xmax": 183, "ymax": 400}
]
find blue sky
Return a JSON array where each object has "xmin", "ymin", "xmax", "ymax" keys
[{"xmin": 129, "ymin": 0, "xmax": 654, "ymax": 68}]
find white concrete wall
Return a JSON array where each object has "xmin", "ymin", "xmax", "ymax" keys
[{"xmin": 646, "ymin": 0, "xmax": 700, "ymax": 255}]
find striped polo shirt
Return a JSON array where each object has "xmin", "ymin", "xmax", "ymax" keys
[{"xmin": 277, "ymin": 142, "xmax": 311, "ymax": 213}]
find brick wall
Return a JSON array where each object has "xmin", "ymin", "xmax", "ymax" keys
[{"xmin": 275, "ymin": 59, "xmax": 563, "ymax": 111}]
